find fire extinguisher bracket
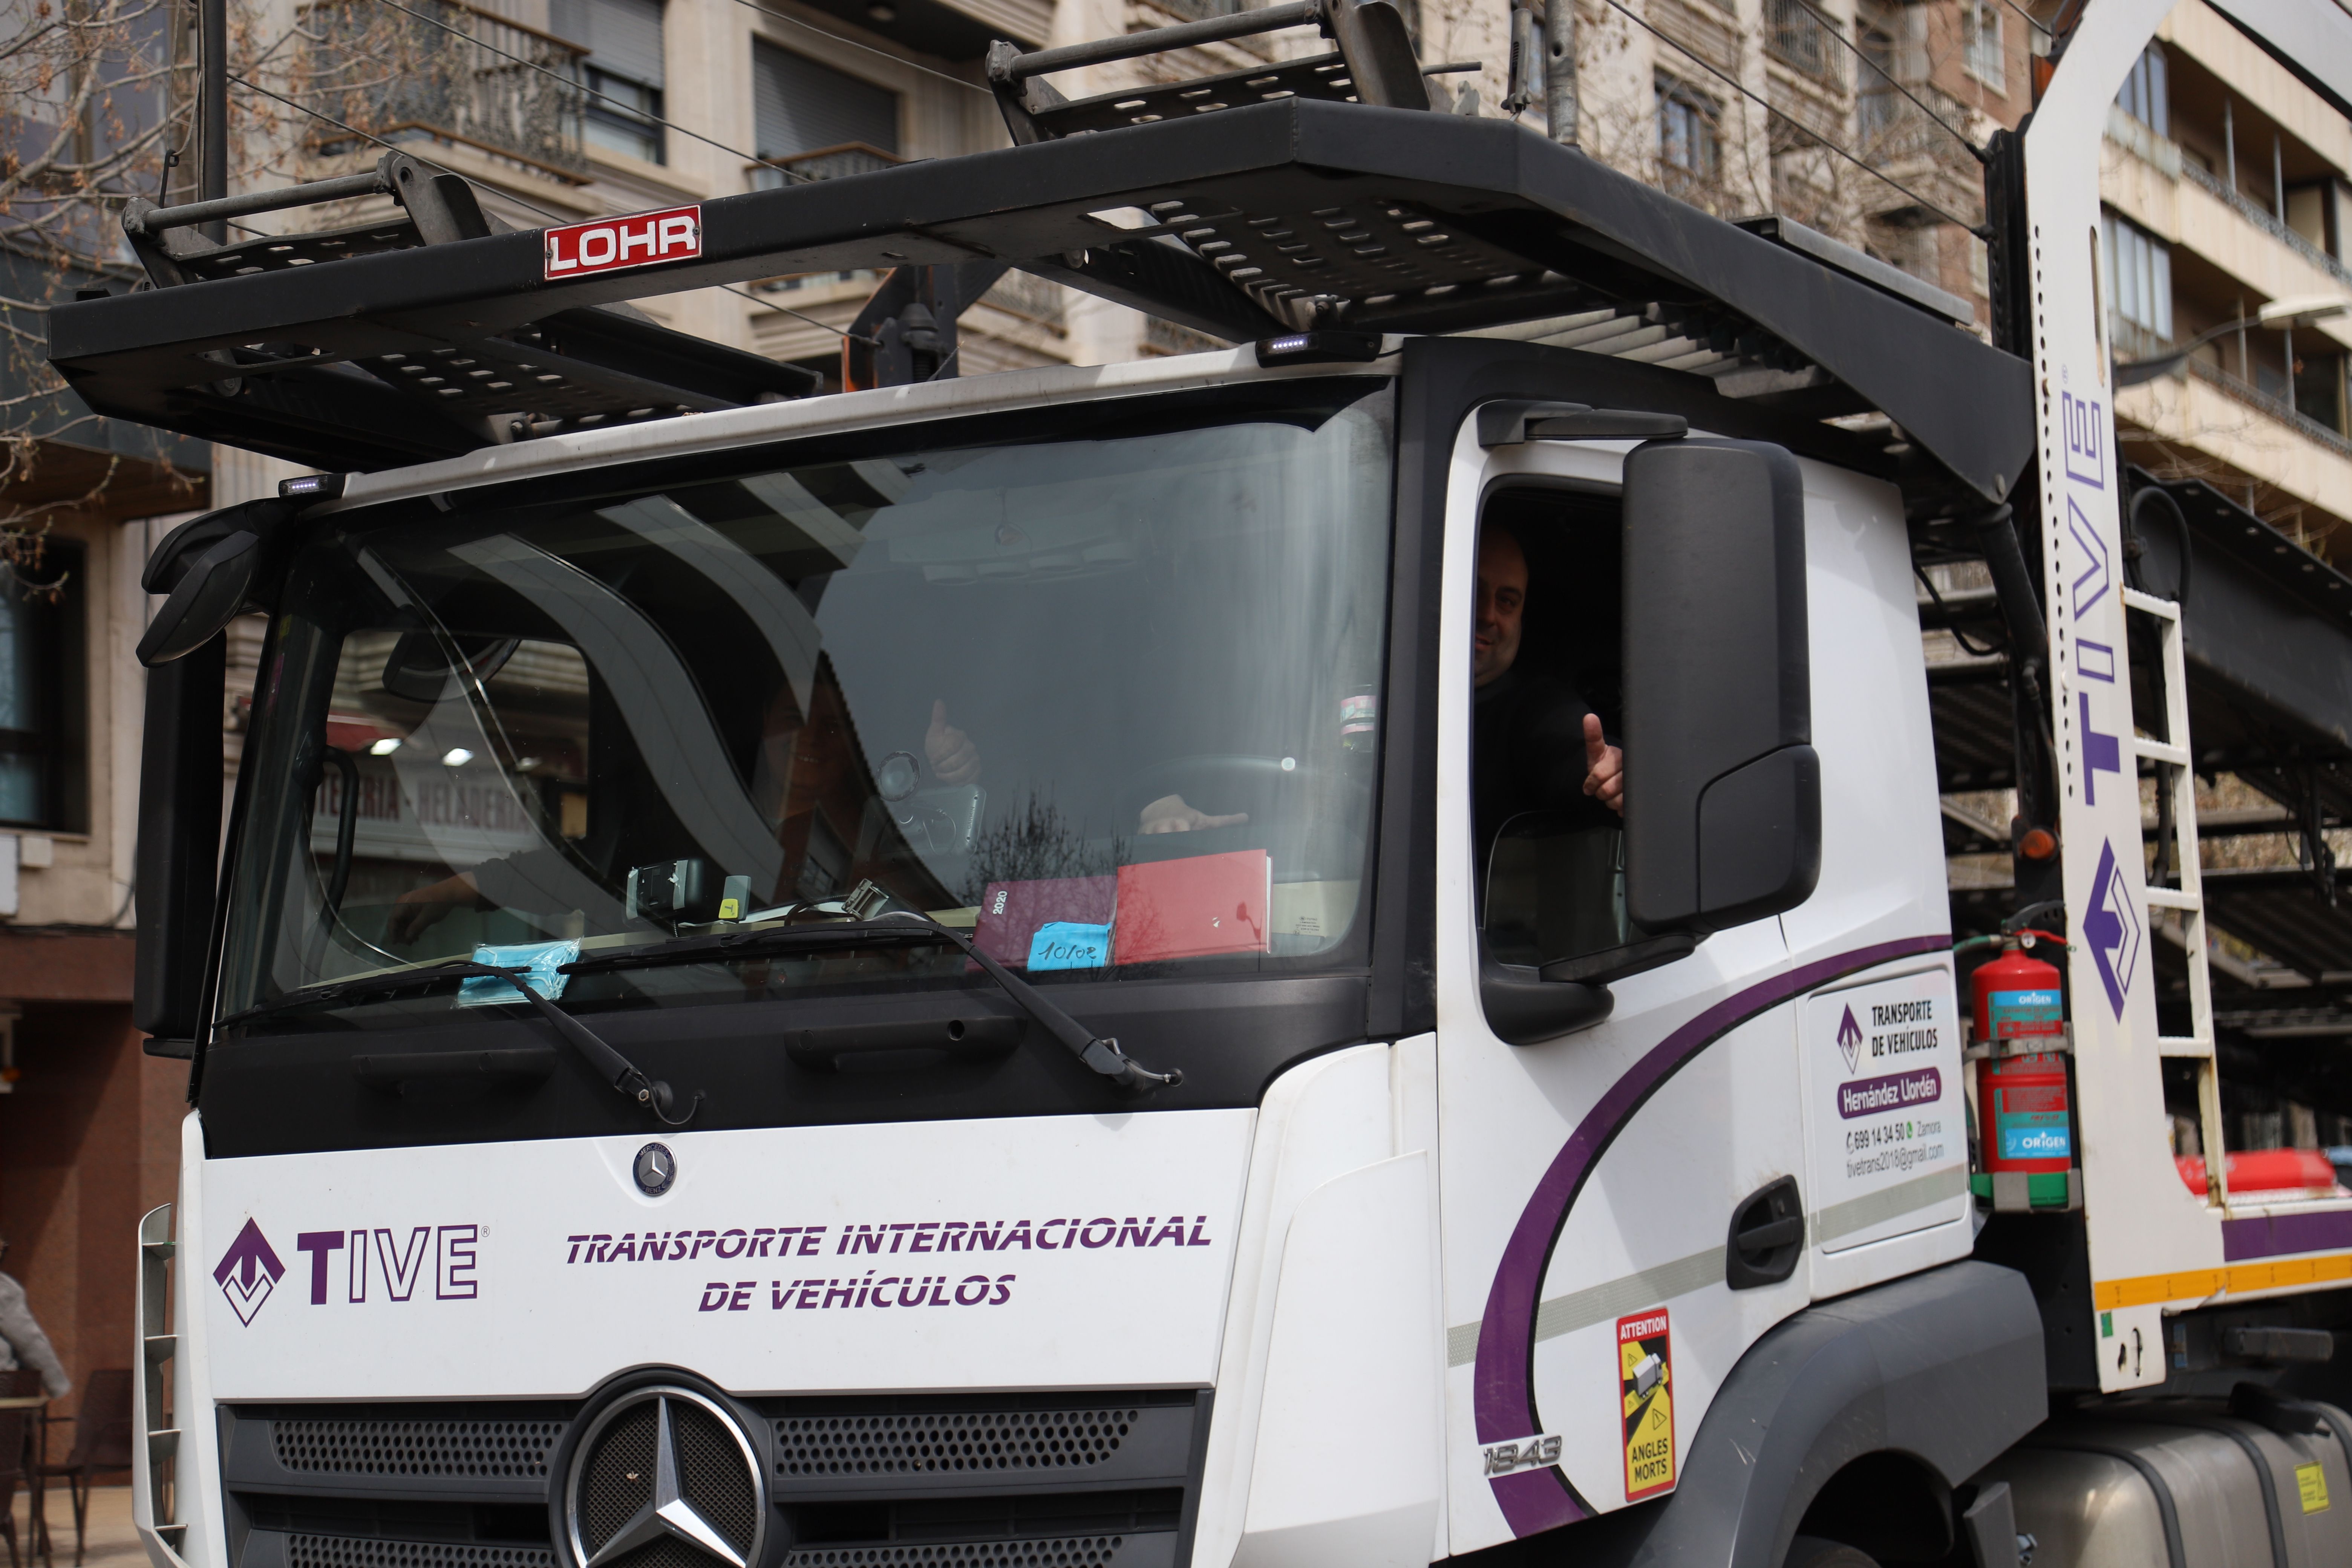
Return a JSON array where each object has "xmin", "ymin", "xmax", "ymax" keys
[
  {"xmin": 1973, "ymin": 1169, "xmax": 2082, "ymax": 1212},
  {"xmin": 1965, "ymin": 1026, "xmax": 2075, "ymax": 1059}
]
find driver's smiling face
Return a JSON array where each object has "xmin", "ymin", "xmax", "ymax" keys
[{"xmin": 1474, "ymin": 528, "xmax": 1527, "ymax": 688}]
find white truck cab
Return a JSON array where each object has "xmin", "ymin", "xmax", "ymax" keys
[{"xmin": 47, "ymin": 2, "xmax": 2352, "ymax": 1565}]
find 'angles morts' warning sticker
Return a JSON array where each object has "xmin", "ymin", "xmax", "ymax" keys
[{"xmin": 1618, "ymin": 1308, "xmax": 1675, "ymax": 1502}]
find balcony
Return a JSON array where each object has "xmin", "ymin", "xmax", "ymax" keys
[
  {"xmin": 2180, "ymin": 156, "xmax": 2352, "ymax": 294},
  {"xmin": 2188, "ymin": 355, "xmax": 2352, "ymax": 461},
  {"xmin": 1765, "ymin": 0, "xmax": 1847, "ymax": 91},
  {"xmin": 297, "ymin": 0, "xmax": 588, "ymax": 181},
  {"xmin": 747, "ymin": 142, "xmax": 903, "ymax": 191}
]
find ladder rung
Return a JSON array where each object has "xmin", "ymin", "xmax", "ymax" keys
[
  {"xmin": 2133, "ymin": 738, "xmax": 2191, "ymax": 767},
  {"xmin": 2159, "ymin": 1034, "xmax": 2214, "ymax": 1057},
  {"xmin": 2145, "ymin": 886, "xmax": 2202, "ymax": 910},
  {"xmin": 2122, "ymin": 587, "xmax": 2181, "ymax": 620},
  {"xmin": 144, "ymin": 1333, "xmax": 175, "ymax": 1366},
  {"xmin": 148, "ymin": 1429, "xmax": 179, "ymax": 1461},
  {"xmin": 153, "ymin": 1524, "xmax": 188, "ymax": 1542}
]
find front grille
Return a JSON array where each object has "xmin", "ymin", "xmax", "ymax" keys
[
  {"xmin": 778, "ymin": 1410, "xmax": 1138, "ymax": 1478},
  {"xmin": 283, "ymin": 1540, "xmax": 554, "ymax": 1568},
  {"xmin": 274, "ymin": 1421, "xmax": 565, "ymax": 1480},
  {"xmin": 786, "ymin": 1536, "xmax": 1132, "ymax": 1568},
  {"xmin": 228, "ymin": 1389, "xmax": 1205, "ymax": 1568}
]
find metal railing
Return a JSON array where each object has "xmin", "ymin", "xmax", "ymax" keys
[
  {"xmin": 297, "ymin": 0, "xmax": 589, "ymax": 181},
  {"xmin": 2187, "ymin": 355, "xmax": 2352, "ymax": 459},
  {"xmin": 1150, "ymin": 0, "xmax": 1251, "ymax": 21},
  {"xmin": 2180, "ymin": 155, "xmax": 2352, "ymax": 293},
  {"xmin": 747, "ymin": 142, "xmax": 903, "ymax": 190},
  {"xmin": 1765, "ymin": 0, "xmax": 1846, "ymax": 89}
]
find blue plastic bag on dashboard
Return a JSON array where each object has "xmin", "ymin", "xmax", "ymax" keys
[{"xmin": 456, "ymin": 939, "xmax": 581, "ymax": 1006}]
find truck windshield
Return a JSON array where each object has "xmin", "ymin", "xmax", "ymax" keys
[{"xmin": 217, "ymin": 383, "xmax": 1392, "ymax": 1024}]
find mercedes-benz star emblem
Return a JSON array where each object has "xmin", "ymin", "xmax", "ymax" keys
[
  {"xmin": 563, "ymin": 1386, "xmax": 765, "ymax": 1568},
  {"xmin": 634, "ymin": 1142, "xmax": 675, "ymax": 1196}
]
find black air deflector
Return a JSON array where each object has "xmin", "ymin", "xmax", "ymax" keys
[{"xmin": 50, "ymin": 101, "xmax": 2029, "ymax": 495}]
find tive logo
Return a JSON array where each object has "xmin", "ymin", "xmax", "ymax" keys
[
  {"xmin": 1835, "ymin": 1006, "xmax": 1863, "ymax": 1073},
  {"xmin": 214, "ymin": 1219, "xmax": 286, "ymax": 1326},
  {"xmin": 2081, "ymin": 838, "xmax": 2142, "ymax": 1020},
  {"xmin": 543, "ymin": 205, "xmax": 701, "ymax": 280}
]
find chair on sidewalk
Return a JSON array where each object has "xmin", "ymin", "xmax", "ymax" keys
[
  {"xmin": 0, "ymin": 1407, "xmax": 28, "ymax": 1568},
  {"xmin": 33, "ymin": 1372, "xmax": 132, "ymax": 1568}
]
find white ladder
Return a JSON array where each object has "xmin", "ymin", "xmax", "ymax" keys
[{"xmin": 2123, "ymin": 588, "xmax": 2223, "ymax": 1206}]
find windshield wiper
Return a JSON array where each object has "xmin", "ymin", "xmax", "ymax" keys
[
  {"xmin": 219, "ymin": 961, "xmax": 700, "ymax": 1124},
  {"xmin": 565, "ymin": 914, "xmax": 1184, "ymax": 1093}
]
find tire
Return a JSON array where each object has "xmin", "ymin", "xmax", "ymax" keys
[{"xmin": 1781, "ymin": 1537, "xmax": 1881, "ymax": 1568}]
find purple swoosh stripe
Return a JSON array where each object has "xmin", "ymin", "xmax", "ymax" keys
[
  {"xmin": 1473, "ymin": 935, "xmax": 1948, "ymax": 1537},
  {"xmin": 2223, "ymin": 1209, "xmax": 2352, "ymax": 1262}
]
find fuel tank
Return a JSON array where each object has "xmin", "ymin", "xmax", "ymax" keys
[{"xmin": 1970, "ymin": 1399, "xmax": 2352, "ymax": 1566}]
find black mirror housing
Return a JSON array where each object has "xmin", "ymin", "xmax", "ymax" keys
[
  {"xmin": 137, "ymin": 530, "xmax": 262, "ymax": 666},
  {"xmin": 136, "ymin": 496, "xmax": 306, "ymax": 668},
  {"xmin": 1621, "ymin": 438, "xmax": 1821, "ymax": 934},
  {"xmin": 134, "ymin": 635, "xmax": 226, "ymax": 1045}
]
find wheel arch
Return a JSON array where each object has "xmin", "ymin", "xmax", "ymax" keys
[{"xmin": 1621, "ymin": 1259, "xmax": 2047, "ymax": 1568}]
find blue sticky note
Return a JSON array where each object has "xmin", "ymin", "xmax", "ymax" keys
[
  {"xmin": 457, "ymin": 939, "xmax": 580, "ymax": 1006},
  {"xmin": 1027, "ymin": 922, "xmax": 1111, "ymax": 971}
]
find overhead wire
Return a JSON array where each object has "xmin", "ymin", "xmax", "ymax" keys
[
  {"xmin": 1594, "ymin": 0, "xmax": 1991, "ymax": 237},
  {"xmin": 1991, "ymin": 0, "xmax": 2056, "ymax": 40},
  {"xmin": 225, "ymin": 74, "xmax": 869, "ymax": 341},
  {"xmin": 1782, "ymin": 0, "xmax": 1984, "ymax": 160}
]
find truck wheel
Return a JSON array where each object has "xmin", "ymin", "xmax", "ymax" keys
[{"xmin": 1782, "ymin": 1537, "xmax": 1879, "ymax": 1568}]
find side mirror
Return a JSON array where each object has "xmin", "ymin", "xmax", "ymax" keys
[
  {"xmin": 137, "ymin": 531, "xmax": 260, "ymax": 666},
  {"xmin": 1476, "ymin": 814, "xmax": 1699, "ymax": 1045},
  {"xmin": 135, "ymin": 636, "xmax": 226, "ymax": 1055},
  {"xmin": 135, "ymin": 496, "xmax": 301, "ymax": 668},
  {"xmin": 381, "ymin": 631, "xmax": 520, "ymax": 702},
  {"xmin": 1621, "ymin": 439, "xmax": 1820, "ymax": 933}
]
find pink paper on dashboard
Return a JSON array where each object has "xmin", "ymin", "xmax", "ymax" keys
[
  {"xmin": 972, "ymin": 876, "xmax": 1117, "ymax": 968},
  {"xmin": 1113, "ymin": 849, "xmax": 1271, "ymax": 965}
]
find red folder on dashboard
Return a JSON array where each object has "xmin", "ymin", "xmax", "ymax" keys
[{"xmin": 1113, "ymin": 850, "xmax": 1271, "ymax": 965}]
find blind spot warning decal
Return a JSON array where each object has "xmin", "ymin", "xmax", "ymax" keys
[{"xmin": 1619, "ymin": 1308, "xmax": 1675, "ymax": 1502}]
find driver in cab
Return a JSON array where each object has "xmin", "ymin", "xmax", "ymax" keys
[{"xmin": 1474, "ymin": 525, "xmax": 1623, "ymax": 867}]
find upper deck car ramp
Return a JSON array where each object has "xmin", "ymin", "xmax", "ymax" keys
[{"xmin": 47, "ymin": 0, "xmax": 2029, "ymax": 503}]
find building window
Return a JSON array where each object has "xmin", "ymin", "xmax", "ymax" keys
[
  {"xmin": 2296, "ymin": 351, "xmax": 2346, "ymax": 437},
  {"xmin": 2116, "ymin": 42, "xmax": 2167, "ymax": 137},
  {"xmin": 553, "ymin": 0, "xmax": 667, "ymax": 164},
  {"xmin": 1657, "ymin": 80, "xmax": 1721, "ymax": 192},
  {"xmin": 1857, "ymin": 21, "xmax": 1899, "ymax": 140},
  {"xmin": 0, "ymin": 547, "xmax": 85, "ymax": 833},
  {"xmin": 753, "ymin": 40, "xmax": 899, "ymax": 177},
  {"xmin": 2101, "ymin": 209, "xmax": 2173, "ymax": 347},
  {"xmin": 1961, "ymin": 0, "xmax": 2004, "ymax": 94}
]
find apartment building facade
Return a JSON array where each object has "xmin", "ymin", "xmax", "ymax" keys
[{"xmin": 2099, "ymin": 0, "xmax": 2352, "ymax": 555}]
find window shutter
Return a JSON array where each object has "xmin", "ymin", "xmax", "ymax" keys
[
  {"xmin": 753, "ymin": 40, "xmax": 899, "ymax": 156},
  {"xmin": 552, "ymin": 0, "xmax": 666, "ymax": 88}
]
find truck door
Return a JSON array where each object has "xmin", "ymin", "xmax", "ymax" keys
[{"xmin": 1431, "ymin": 418, "xmax": 1814, "ymax": 1553}]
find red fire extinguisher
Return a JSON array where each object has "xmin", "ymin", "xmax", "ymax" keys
[{"xmin": 1971, "ymin": 933, "xmax": 2072, "ymax": 1176}]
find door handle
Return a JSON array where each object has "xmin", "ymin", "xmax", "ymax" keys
[
  {"xmin": 1736, "ymin": 1215, "xmax": 1803, "ymax": 1251},
  {"xmin": 1726, "ymin": 1175, "xmax": 1804, "ymax": 1290}
]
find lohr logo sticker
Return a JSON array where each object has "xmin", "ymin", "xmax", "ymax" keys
[
  {"xmin": 1618, "ymin": 1309, "xmax": 1675, "ymax": 1502},
  {"xmin": 543, "ymin": 205, "xmax": 701, "ymax": 280},
  {"xmin": 214, "ymin": 1219, "xmax": 286, "ymax": 1326}
]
